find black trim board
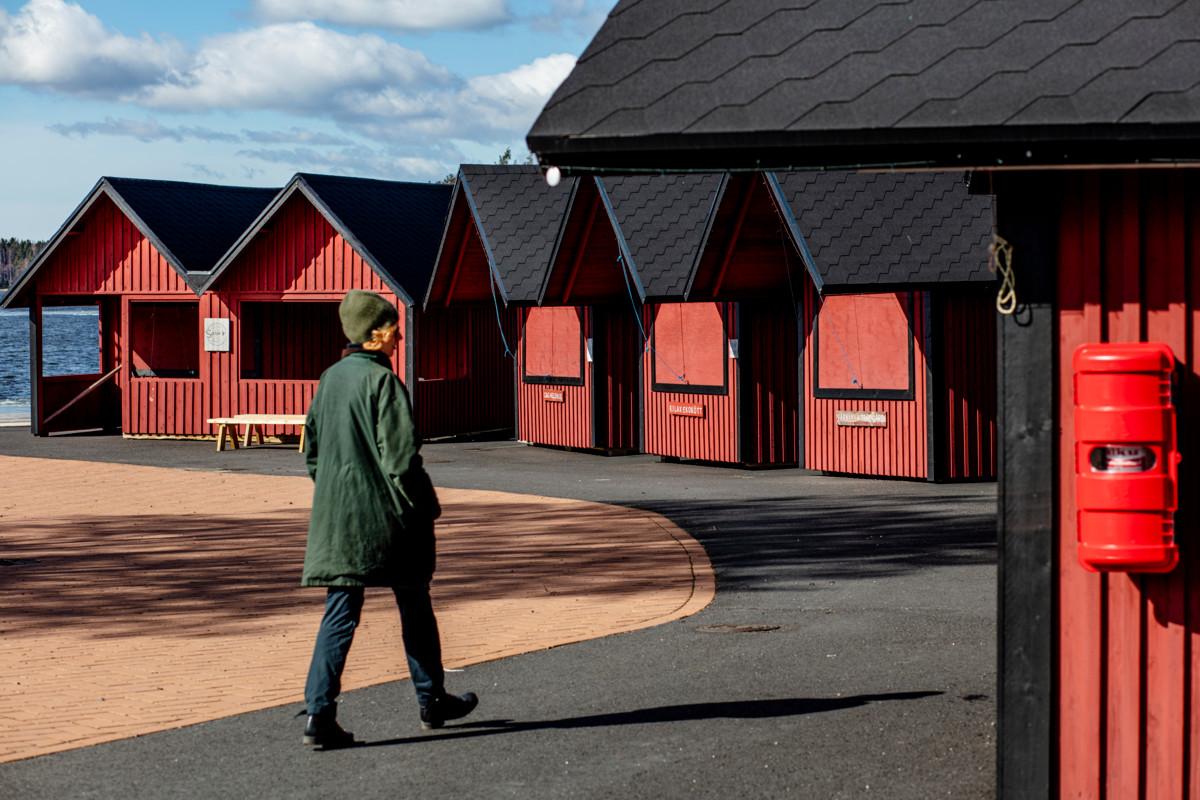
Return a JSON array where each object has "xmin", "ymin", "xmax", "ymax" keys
[
  {"xmin": 528, "ymin": 123, "xmax": 1200, "ymax": 173},
  {"xmin": 994, "ymin": 175, "xmax": 1058, "ymax": 800},
  {"xmin": 796, "ymin": 297, "xmax": 806, "ymax": 470},
  {"xmin": 924, "ymin": 292, "xmax": 939, "ymax": 482}
]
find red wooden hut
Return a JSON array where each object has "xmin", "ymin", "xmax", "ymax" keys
[
  {"xmin": 199, "ymin": 173, "xmax": 511, "ymax": 440},
  {"xmin": 517, "ymin": 174, "xmax": 653, "ymax": 453},
  {"xmin": 765, "ymin": 170, "xmax": 997, "ymax": 481},
  {"xmin": 529, "ymin": 3, "xmax": 1200, "ymax": 797},
  {"xmin": 632, "ymin": 169, "xmax": 995, "ymax": 477},
  {"xmin": 633, "ymin": 172, "xmax": 799, "ymax": 467},
  {"xmin": 0, "ymin": 177, "xmax": 277, "ymax": 436},
  {"xmin": 424, "ymin": 165, "xmax": 580, "ymax": 450}
]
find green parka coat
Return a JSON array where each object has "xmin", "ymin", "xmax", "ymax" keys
[{"xmin": 301, "ymin": 350, "xmax": 441, "ymax": 587}]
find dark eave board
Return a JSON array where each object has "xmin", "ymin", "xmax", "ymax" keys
[
  {"xmin": 528, "ymin": 0, "xmax": 1200, "ymax": 168},
  {"xmin": 771, "ymin": 170, "xmax": 995, "ymax": 288},
  {"xmin": 597, "ymin": 173, "xmax": 723, "ymax": 300},
  {"xmin": 460, "ymin": 165, "xmax": 577, "ymax": 304}
]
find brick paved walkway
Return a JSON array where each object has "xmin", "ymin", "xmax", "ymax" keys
[{"xmin": 0, "ymin": 455, "xmax": 713, "ymax": 763}]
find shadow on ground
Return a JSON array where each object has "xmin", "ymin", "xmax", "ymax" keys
[{"xmin": 352, "ymin": 691, "xmax": 944, "ymax": 748}]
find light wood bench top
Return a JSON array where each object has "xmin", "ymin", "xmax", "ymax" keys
[
  {"xmin": 228, "ymin": 414, "xmax": 307, "ymax": 425},
  {"xmin": 206, "ymin": 414, "xmax": 308, "ymax": 452}
]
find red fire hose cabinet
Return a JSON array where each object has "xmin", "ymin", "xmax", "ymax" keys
[{"xmin": 1073, "ymin": 343, "xmax": 1180, "ymax": 573}]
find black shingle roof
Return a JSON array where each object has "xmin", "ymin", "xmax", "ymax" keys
[
  {"xmin": 770, "ymin": 171, "xmax": 994, "ymax": 290},
  {"xmin": 296, "ymin": 174, "xmax": 452, "ymax": 302},
  {"xmin": 597, "ymin": 174, "xmax": 723, "ymax": 300},
  {"xmin": 460, "ymin": 165, "xmax": 577, "ymax": 304},
  {"xmin": 528, "ymin": 0, "xmax": 1200, "ymax": 168},
  {"xmin": 105, "ymin": 178, "xmax": 278, "ymax": 281}
]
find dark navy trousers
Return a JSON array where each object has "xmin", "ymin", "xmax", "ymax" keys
[{"xmin": 304, "ymin": 586, "xmax": 445, "ymax": 716}]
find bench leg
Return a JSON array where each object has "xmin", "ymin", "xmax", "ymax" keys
[
  {"xmin": 242, "ymin": 424, "xmax": 256, "ymax": 448},
  {"xmin": 216, "ymin": 423, "xmax": 239, "ymax": 452},
  {"xmin": 298, "ymin": 427, "xmax": 306, "ymax": 453}
]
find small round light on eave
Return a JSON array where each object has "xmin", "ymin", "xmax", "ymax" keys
[{"xmin": 545, "ymin": 166, "xmax": 562, "ymax": 187}]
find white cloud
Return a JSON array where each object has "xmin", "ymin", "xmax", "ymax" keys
[
  {"xmin": 241, "ymin": 127, "xmax": 352, "ymax": 146},
  {"xmin": 0, "ymin": 0, "xmax": 183, "ymax": 94},
  {"xmin": 48, "ymin": 117, "xmax": 241, "ymax": 143},
  {"xmin": 2, "ymin": 2, "xmax": 576, "ymax": 163},
  {"xmin": 253, "ymin": 0, "xmax": 510, "ymax": 31},
  {"xmin": 138, "ymin": 22, "xmax": 574, "ymax": 143},
  {"xmin": 185, "ymin": 163, "xmax": 227, "ymax": 181},
  {"xmin": 139, "ymin": 22, "xmax": 455, "ymax": 114},
  {"xmin": 48, "ymin": 116, "xmax": 355, "ymax": 148},
  {"xmin": 459, "ymin": 54, "xmax": 576, "ymax": 134},
  {"xmin": 237, "ymin": 144, "xmax": 446, "ymax": 181}
]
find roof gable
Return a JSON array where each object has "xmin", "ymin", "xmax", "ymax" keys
[
  {"xmin": 295, "ymin": 174, "xmax": 452, "ymax": 302},
  {"xmin": 458, "ymin": 165, "xmax": 577, "ymax": 304},
  {"xmin": 203, "ymin": 174, "xmax": 452, "ymax": 303},
  {"xmin": 596, "ymin": 173, "xmax": 724, "ymax": 301},
  {"xmin": 1, "ymin": 177, "xmax": 276, "ymax": 308},
  {"xmin": 104, "ymin": 178, "xmax": 277, "ymax": 280},
  {"xmin": 528, "ymin": 0, "xmax": 1200, "ymax": 168},
  {"xmin": 768, "ymin": 171, "xmax": 995, "ymax": 290}
]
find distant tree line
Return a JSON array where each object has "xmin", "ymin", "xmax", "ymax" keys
[{"xmin": 0, "ymin": 238, "xmax": 45, "ymax": 288}]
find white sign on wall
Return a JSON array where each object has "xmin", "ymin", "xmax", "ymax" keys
[{"xmin": 204, "ymin": 318, "xmax": 230, "ymax": 352}]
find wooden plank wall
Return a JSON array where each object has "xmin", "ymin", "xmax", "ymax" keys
[
  {"xmin": 740, "ymin": 299, "xmax": 799, "ymax": 466},
  {"xmin": 939, "ymin": 290, "xmax": 997, "ymax": 481},
  {"xmin": 415, "ymin": 306, "xmax": 516, "ymax": 438},
  {"xmin": 516, "ymin": 306, "xmax": 593, "ymax": 449},
  {"xmin": 35, "ymin": 194, "xmax": 192, "ymax": 296},
  {"xmin": 1057, "ymin": 170, "xmax": 1199, "ymax": 800},
  {"xmin": 593, "ymin": 305, "xmax": 641, "ymax": 452},
  {"xmin": 642, "ymin": 302, "xmax": 739, "ymax": 464},
  {"xmin": 803, "ymin": 285, "xmax": 930, "ymax": 478},
  {"xmin": 30, "ymin": 195, "xmax": 195, "ymax": 435}
]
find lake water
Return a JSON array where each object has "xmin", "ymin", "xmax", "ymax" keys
[{"xmin": 0, "ymin": 291, "xmax": 101, "ymax": 423}]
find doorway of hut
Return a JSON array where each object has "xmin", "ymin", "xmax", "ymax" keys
[
  {"xmin": 34, "ymin": 296, "xmax": 121, "ymax": 435},
  {"xmin": 590, "ymin": 304, "xmax": 641, "ymax": 454}
]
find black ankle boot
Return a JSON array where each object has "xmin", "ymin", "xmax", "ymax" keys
[
  {"xmin": 303, "ymin": 706, "xmax": 356, "ymax": 749},
  {"xmin": 420, "ymin": 691, "xmax": 479, "ymax": 730}
]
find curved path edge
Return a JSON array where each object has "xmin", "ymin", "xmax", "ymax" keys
[{"xmin": 0, "ymin": 456, "xmax": 715, "ymax": 763}]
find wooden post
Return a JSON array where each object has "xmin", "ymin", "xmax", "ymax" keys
[
  {"xmin": 29, "ymin": 295, "xmax": 43, "ymax": 437},
  {"xmin": 994, "ymin": 173, "xmax": 1059, "ymax": 800}
]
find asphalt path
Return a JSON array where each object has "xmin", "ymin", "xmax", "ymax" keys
[{"xmin": 0, "ymin": 431, "xmax": 997, "ymax": 799}]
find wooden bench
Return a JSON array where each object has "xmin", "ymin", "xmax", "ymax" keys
[{"xmin": 207, "ymin": 414, "xmax": 308, "ymax": 452}]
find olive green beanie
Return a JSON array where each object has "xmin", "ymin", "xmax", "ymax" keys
[{"xmin": 339, "ymin": 290, "xmax": 399, "ymax": 344}]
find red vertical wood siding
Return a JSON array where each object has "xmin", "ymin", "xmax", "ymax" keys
[
  {"xmin": 643, "ymin": 302, "xmax": 740, "ymax": 464},
  {"xmin": 940, "ymin": 291, "xmax": 997, "ymax": 480},
  {"xmin": 1056, "ymin": 170, "xmax": 1200, "ymax": 800},
  {"xmin": 34, "ymin": 194, "xmax": 193, "ymax": 297},
  {"xmin": 414, "ymin": 306, "xmax": 515, "ymax": 438},
  {"xmin": 741, "ymin": 299, "xmax": 799, "ymax": 466},
  {"xmin": 239, "ymin": 302, "xmax": 343, "ymax": 380},
  {"xmin": 803, "ymin": 285, "xmax": 929, "ymax": 478},
  {"xmin": 517, "ymin": 306, "xmax": 593, "ymax": 449}
]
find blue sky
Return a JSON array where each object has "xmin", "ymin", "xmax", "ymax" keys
[{"xmin": 0, "ymin": 0, "xmax": 606, "ymax": 238}]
